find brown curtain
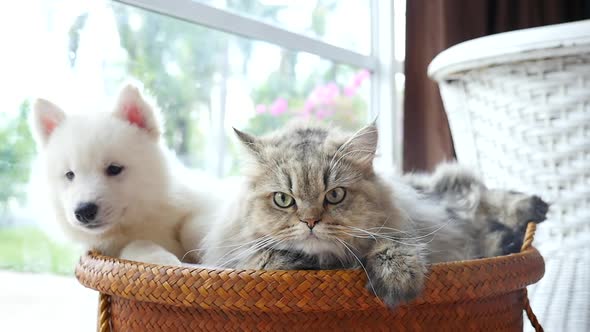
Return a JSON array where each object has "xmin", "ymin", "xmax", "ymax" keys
[{"xmin": 403, "ymin": 0, "xmax": 590, "ymax": 172}]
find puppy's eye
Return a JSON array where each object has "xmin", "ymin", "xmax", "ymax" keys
[
  {"xmin": 105, "ymin": 164, "xmax": 124, "ymax": 176},
  {"xmin": 325, "ymin": 187, "xmax": 346, "ymax": 204},
  {"xmin": 65, "ymin": 171, "xmax": 75, "ymax": 181},
  {"xmin": 273, "ymin": 192, "xmax": 295, "ymax": 208}
]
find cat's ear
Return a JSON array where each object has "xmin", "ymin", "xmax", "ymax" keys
[
  {"xmin": 29, "ymin": 99, "xmax": 66, "ymax": 147},
  {"xmin": 113, "ymin": 84, "xmax": 162, "ymax": 138},
  {"xmin": 339, "ymin": 123, "xmax": 378, "ymax": 168},
  {"xmin": 233, "ymin": 127, "xmax": 262, "ymax": 156}
]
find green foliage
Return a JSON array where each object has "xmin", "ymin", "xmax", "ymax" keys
[
  {"xmin": 68, "ymin": 13, "xmax": 89, "ymax": 67},
  {"xmin": 244, "ymin": 112, "xmax": 292, "ymax": 136},
  {"xmin": 0, "ymin": 1, "xmax": 370, "ymax": 276},
  {"xmin": 311, "ymin": 1, "xmax": 338, "ymax": 37},
  {"xmin": 0, "ymin": 2, "xmax": 368, "ymax": 213},
  {"xmin": 0, "ymin": 101, "xmax": 35, "ymax": 212},
  {"xmin": 226, "ymin": 0, "xmax": 285, "ymax": 20},
  {"xmin": 0, "ymin": 226, "xmax": 80, "ymax": 275},
  {"xmin": 112, "ymin": 3, "xmax": 229, "ymax": 167}
]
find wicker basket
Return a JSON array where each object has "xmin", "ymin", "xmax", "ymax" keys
[
  {"xmin": 428, "ymin": 20, "xmax": 590, "ymax": 330},
  {"xmin": 76, "ymin": 223, "xmax": 544, "ymax": 331},
  {"xmin": 428, "ymin": 20, "xmax": 590, "ymax": 242}
]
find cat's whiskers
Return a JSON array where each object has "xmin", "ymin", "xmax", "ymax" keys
[
  {"xmin": 214, "ymin": 235, "xmax": 275, "ymax": 268},
  {"xmin": 369, "ymin": 215, "xmax": 457, "ymax": 234},
  {"xmin": 181, "ymin": 235, "xmax": 270, "ymax": 262},
  {"xmin": 335, "ymin": 238, "xmax": 380, "ymax": 300},
  {"xmin": 217, "ymin": 240, "xmax": 276, "ymax": 268},
  {"xmin": 268, "ymin": 239, "xmax": 288, "ymax": 252},
  {"xmin": 348, "ymin": 225, "xmax": 381, "ymax": 241},
  {"xmin": 336, "ymin": 253, "xmax": 348, "ymax": 268},
  {"xmin": 216, "ymin": 228, "xmax": 299, "ymax": 267},
  {"xmin": 372, "ymin": 213, "xmax": 395, "ymax": 235},
  {"xmin": 231, "ymin": 235, "xmax": 297, "ymax": 267},
  {"xmin": 226, "ymin": 237, "xmax": 278, "ymax": 265},
  {"xmin": 346, "ymin": 215, "xmax": 456, "ymax": 242},
  {"xmin": 340, "ymin": 226, "xmax": 425, "ymax": 247},
  {"xmin": 372, "ymin": 218, "xmax": 456, "ymax": 241}
]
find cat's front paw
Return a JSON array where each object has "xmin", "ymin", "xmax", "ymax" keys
[
  {"xmin": 500, "ymin": 195, "xmax": 549, "ymax": 254},
  {"xmin": 364, "ymin": 243, "xmax": 426, "ymax": 308},
  {"xmin": 517, "ymin": 195, "xmax": 549, "ymax": 225}
]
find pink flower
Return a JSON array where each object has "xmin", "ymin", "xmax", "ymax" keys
[
  {"xmin": 324, "ymin": 83, "xmax": 340, "ymax": 102},
  {"xmin": 270, "ymin": 97, "xmax": 288, "ymax": 116},
  {"xmin": 303, "ymin": 99, "xmax": 314, "ymax": 113},
  {"xmin": 344, "ymin": 84, "xmax": 357, "ymax": 96},
  {"xmin": 307, "ymin": 88, "xmax": 319, "ymax": 105},
  {"xmin": 305, "ymin": 95, "xmax": 317, "ymax": 109},
  {"xmin": 353, "ymin": 69, "xmax": 371, "ymax": 87},
  {"xmin": 343, "ymin": 70, "xmax": 371, "ymax": 97},
  {"xmin": 299, "ymin": 110, "xmax": 312, "ymax": 120},
  {"xmin": 255, "ymin": 104, "xmax": 267, "ymax": 114},
  {"xmin": 315, "ymin": 108, "xmax": 334, "ymax": 120},
  {"xmin": 307, "ymin": 83, "xmax": 340, "ymax": 107}
]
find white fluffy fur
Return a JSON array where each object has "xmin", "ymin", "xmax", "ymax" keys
[{"xmin": 30, "ymin": 84, "xmax": 215, "ymax": 265}]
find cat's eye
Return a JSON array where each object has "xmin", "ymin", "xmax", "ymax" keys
[
  {"xmin": 273, "ymin": 192, "xmax": 295, "ymax": 208},
  {"xmin": 65, "ymin": 171, "xmax": 75, "ymax": 181},
  {"xmin": 106, "ymin": 163, "xmax": 125, "ymax": 176},
  {"xmin": 325, "ymin": 187, "xmax": 346, "ymax": 204}
]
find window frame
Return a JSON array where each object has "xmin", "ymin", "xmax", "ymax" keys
[{"xmin": 114, "ymin": 0, "xmax": 404, "ymax": 172}]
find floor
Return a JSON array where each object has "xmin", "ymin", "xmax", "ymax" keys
[
  {"xmin": 0, "ymin": 270, "xmax": 98, "ymax": 332},
  {"xmin": 524, "ymin": 236, "xmax": 590, "ymax": 332}
]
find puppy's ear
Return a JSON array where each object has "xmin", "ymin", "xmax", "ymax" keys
[
  {"xmin": 29, "ymin": 99, "xmax": 66, "ymax": 147},
  {"xmin": 113, "ymin": 84, "xmax": 162, "ymax": 138}
]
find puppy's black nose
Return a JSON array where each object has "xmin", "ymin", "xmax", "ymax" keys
[{"xmin": 75, "ymin": 202, "xmax": 98, "ymax": 223}]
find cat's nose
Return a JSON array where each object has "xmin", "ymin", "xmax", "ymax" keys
[
  {"xmin": 300, "ymin": 218, "xmax": 321, "ymax": 229},
  {"xmin": 75, "ymin": 202, "xmax": 99, "ymax": 223}
]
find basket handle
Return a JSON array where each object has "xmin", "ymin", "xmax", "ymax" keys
[
  {"xmin": 521, "ymin": 222, "xmax": 544, "ymax": 332},
  {"xmin": 97, "ymin": 292, "xmax": 111, "ymax": 332}
]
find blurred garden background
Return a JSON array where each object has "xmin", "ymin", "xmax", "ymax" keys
[{"xmin": 0, "ymin": 0, "xmax": 373, "ymax": 275}]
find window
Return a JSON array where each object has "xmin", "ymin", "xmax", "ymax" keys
[{"xmin": 0, "ymin": 0, "xmax": 405, "ymax": 330}]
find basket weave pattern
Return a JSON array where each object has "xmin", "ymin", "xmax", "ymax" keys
[
  {"xmin": 438, "ymin": 51, "xmax": 590, "ymax": 239},
  {"xmin": 76, "ymin": 223, "xmax": 544, "ymax": 331},
  {"xmin": 109, "ymin": 293, "xmax": 524, "ymax": 331},
  {"xmin": 430, "ymin": 23, "xmax": 590, "ymax": 330}
]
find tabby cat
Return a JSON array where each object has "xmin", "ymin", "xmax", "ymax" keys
[{"xmin": 201, "ymin": 122, "xmax": 547, "ymax": 306}]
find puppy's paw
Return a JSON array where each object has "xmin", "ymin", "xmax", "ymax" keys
[
  {"xmin": 364, "ymin": 244, "xmax": 426, "ymax": 308},
  {"xmin": 120, "ymin": 240, "xmax": 182, "ymax": 265}
]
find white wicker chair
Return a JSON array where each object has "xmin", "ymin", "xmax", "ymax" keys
[{"xmin": 429, "ymin": 19, "xmax": 590, "ymax": 331}]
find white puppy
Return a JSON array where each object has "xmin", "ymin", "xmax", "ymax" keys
[{"xmin": 29, "ymin": 84, "xmax": 214, "ymax": 265}]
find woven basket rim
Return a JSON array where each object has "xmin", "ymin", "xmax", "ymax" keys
[
  {"xmin": 75, "ymin": 244, "xmax": 544, "ymax": 313},
  {"xmin": 428, "ymin": 19, "xmax": 590, "ymax": 80}
]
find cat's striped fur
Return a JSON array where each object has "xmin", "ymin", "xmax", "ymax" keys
[{"xmin": 201, "ymin": 122, "xmax": 548, "ymax": 306}]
